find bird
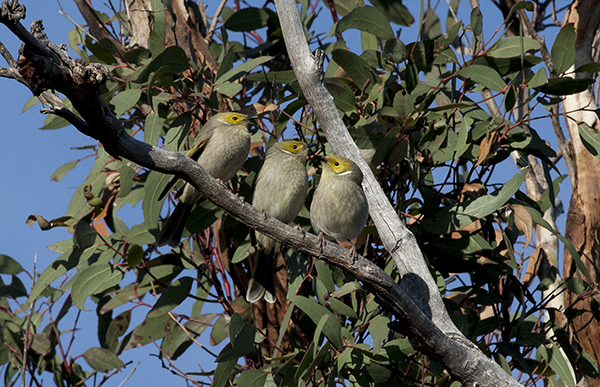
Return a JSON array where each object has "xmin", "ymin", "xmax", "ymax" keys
[
  {"xmin": 310, "ymin": 155, "xmax": 369, "ymax": 256},
  {"xmin": 246, "ymin": 140, "xmax": 315, "ymax": 304},
  {"xmin": 156, "ymin": 112, "xmax": 254, "ymax": 248}
]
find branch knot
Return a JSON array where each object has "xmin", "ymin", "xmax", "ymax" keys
[{"xmin": 1, "ymin": 0, "xmax": 25, "ymax": 23}]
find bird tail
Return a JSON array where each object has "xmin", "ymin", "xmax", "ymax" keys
[
  {"xmin": 156, "ymin": 202, "xmax": 193, "ymax": 248},
  {"xmin": 246, "ymin": 241, "xmax": 276, "ymax": 304}
]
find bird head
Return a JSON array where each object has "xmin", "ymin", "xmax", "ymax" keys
[
  {"xmin": 214, "ymin": 112, "xmax": 256, "ymax": 129},
  {"xmin": 319, "ymin": 155, "xmax": 363, "ymax": 183},
  {"xmin": 273, "ymin": 140, "xmax": 316, "ymax": 158}
]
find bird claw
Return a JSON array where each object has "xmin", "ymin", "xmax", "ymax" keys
[
  {"xmin": 350, "ymin": 244, "xmax": 357, "ymax": 263},
  {"xmin": 318, "ymin": 231, "xmax": 325, "ymax": 253},
  {"xmin": 216, "ymin": 178, "xmax": 227, "ymax": 188},
  {"xmin": 294, "ymin": 224, "xmax": 306, "ymax": 238}
]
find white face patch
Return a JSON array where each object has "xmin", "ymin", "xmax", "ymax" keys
[
  {"xmin": 281, "ymin": 149, "xmax": 292, "ymax": 155},
  {"xmin": 338, "ymin": 171, "xmax": 352, "ymax": 176}
]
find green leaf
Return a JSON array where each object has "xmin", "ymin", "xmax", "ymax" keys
[
  {"xmin": 118, "ymin": 162, "xmax": 135, "ymax": 198},
  {"xmin": 101, "ymin": 261, "xmax": 182, "ymax": 313},
  {"xmin": 50, "ymin": 160, "xmax": 79, "ymax": 182},
  {"xmin": 144, "ymin": 112, "xmax": 165, "ymax": 147},
  {"xmin": 30, "ymin": 334, "xmax": 51, "ymax": 355},
  {"xmin": 368, "ymin": 0, "xmax": 414, "ymax": 26},
  {"xmin": 82, "ymin": 347, "xmax": 125, "ymax": 373},
  {"xmin": 42, "ymin": 97, "xmax": 76, "ymax": 130},
  {"xmin": 487, "ymin": 36, "xmax": 540, "ymax": 58},
  {"xmin": 161, "ymin": 313, "xmax": 216, "ymax": 359},
  {"xmin": 423, "ymin": 170, "xmax": 526, "ymax": 234},
  {"xmin": 164, "ymin": 112, "xmax": 192, "ymax": 152},
  {"xmin": 332, "ymin": 49, "xmax": 371, "ymax": 90},
  {"xmin": 111, "ymin": 89, "xmax": 141, "ymax": 118},
  {"xmin": 186, "ymin": 200, "xmax": 224, "ymax": 234},
  {"xmin": 0, "ymin": 255, "xmax": 24, "ymax": 275},
  {"xmin": 231, "ymin": 240, "xmax": 251, "ymax": 264},
  {"xmin": 237, "ymin": 370, "xmax": 268, "ymax": 387},
  {"xmin": 246, "ymin": 70, "xmax": 297, "ymax": 84},
  {"xmin": 289, "ymin": 295, "xmax": 343, "ymax": 349},
  {"xmin": 578, "ymin": 122, "xmax": 600, "ymax": 158},
  {"xmin": 72, "ymin": 263, "xmax": 115, "ymax": 311},
  {"xmin": 216, "ymin": 56, "xmax": 273, "ymax": 84},
  {"xmin": 224, "ymin": 7, "xmax": 270, "ymax": 32},
  {"xmin": 127, "ymin": 244, "xmax": 144, "ymax": 268},
  {"xmin": 147, "ymin": 277, "xmax": 193, "ymax": 318},
  {"xmin": 503, "ymin": 1, "xmax": 533, "ymax": 24},
  {"xmin": 454, "ymin": 116, "xmax": 473, "ymax": 161},
  {"xmin": 66, "ymin": 151, "xmax": 107, "ymax": 219},
  {"xmin": 212, "ymin": 359, "xmax": 236, "ymax": 387},
  {"xmin": 392, "ymin": 90, "xmax": 414, "ymax": 120},
  {"xmin": 537, "ymin": 345, "xmax": 576, "ymax": 387},
  {"xmin": 127, "ymin": 313, "xmax": 175, "ymax": 349},
  {"xmin": 143, "ymin": 171, "xmax": 169, "ymax": 234},
  {"xmin": 391, "ymin": 40, "xmax": 407, "ymax": 63},
  {"xmin": 369, "ymin": 315, "xmax": 390, "ymax": 352},
  {"xmin": 27, "ymin": 248, "xmax": 81, "ymax": 304},
  {"xmin": 528, "ymin": 67, "xmax": 548, "ymax": 88},
  {"xmin": 470, "ymin": 7, "xmax": 482, "ymax": 37},
  {"xmin": 134, "ymin": 46, "xmax": 189, "ymax": 83},
  {"xmin": 211, "ymin": 315, "xmax": 229, "ymax": 346},
  {"xmin": 0, "ymin": 276, "xmax": 28, "ymax": 298},
  {"xmin": 214, "ymin": 82, "xmax": 243, "ymax": 97},
  {"xmin": 551, "ymin": 24, "xmax": 576, "ymax": 75},
  {"xmin": 73, "ymin": 221, "xmax": 98, "ymax": 250},
  {"xmin": 538, "ymin": 77, "xmax": 595, "ymax": 96},
  {"xmin": 127, "ymin": 223, "xmax": 155, "ymax": 245},
  {"xmin": 337, "ymin": 6, "xmax": 395, "ymax": 40},
  {"xmin": 575, "ymin": 62, "xmax": 600, "ymax": 74},
  {"xmin": 564, "ymin": 277, "xmax": 586, "ymax": 294},
  {"xmin": 22, "ymin": 94, "xmax": 40, "ymax": 113},
  {"xmin": 459, "ymin": 65, "xmax": 506, "ymax": 92},
  {"xmin": 325, "ymin": 78, "xmax": 356, "ymax": 112},
  {"xmin": 105, "ymin": 310, "xmax": 131, "ymax": 351}
]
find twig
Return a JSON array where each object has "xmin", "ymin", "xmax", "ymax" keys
[{"xmin": 205, "ymin": 0, "xmax": 227, "ymax": 44}]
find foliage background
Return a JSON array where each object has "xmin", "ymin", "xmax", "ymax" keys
[{"xmin": 0, "ymin": 0, "xmax": 585, "ymax": 385}]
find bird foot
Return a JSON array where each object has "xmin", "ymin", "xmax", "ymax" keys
[
  {"xmin": 318, "ymin": 231, "xmax": 325, "ymax": 253},
  {"xmin": 350, "ymin": 244, "xmax": 357, "ymax": 263},
  {"xmin": 294, "ymin": 224, "xmax": 306, "ymax": 238}
]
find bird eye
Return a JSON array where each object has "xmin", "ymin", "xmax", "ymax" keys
[
  {"xmin": 334, "ymin": 162, "xmax": 340, "ymax": 167},
  {"xmin": 292, "ymin": 144, "xmax": 298, "ymax": 149},
  {"xmin": 232, "ymin": 116, "xmax": 239, "ymax": 121}
]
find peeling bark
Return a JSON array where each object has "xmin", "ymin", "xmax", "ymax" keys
[{"xmin": 562, "ymin": 1, "xmax": 600, "ymax": 385}]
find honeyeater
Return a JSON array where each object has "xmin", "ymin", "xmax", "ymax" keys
[
  {"xmin": 310, "ymin": 155, "xmax": 369, "ymax": 255},
  {"xmin": 246, "ymin": 140, "xmax": 314, "ymax": 304},
  {"xmin": 156, "ymin": 112, "xmax": 254, "ymax": 248}
]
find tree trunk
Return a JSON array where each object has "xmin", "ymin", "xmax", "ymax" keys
[{"xmin": 562, "ymin": 1, "xmax": 600, "ymax": 385}]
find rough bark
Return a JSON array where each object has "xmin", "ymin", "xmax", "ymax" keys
[{"xmin": 561, "ymin": 1, "xmax": 600, "ymax": 385}]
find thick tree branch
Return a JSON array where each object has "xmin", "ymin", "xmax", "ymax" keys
[{"xmin": 0, "ymin": 1, "xmax": 520, "ymax": 385}]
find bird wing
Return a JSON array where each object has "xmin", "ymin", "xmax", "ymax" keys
[{"xmin": 158, "ymin": 121, "xmax": 216, "ymax": 201}]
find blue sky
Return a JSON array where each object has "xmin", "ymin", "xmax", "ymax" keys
[{"xmin": 0, "ymin": 0, "xmax": 574, "ymax": 385}]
